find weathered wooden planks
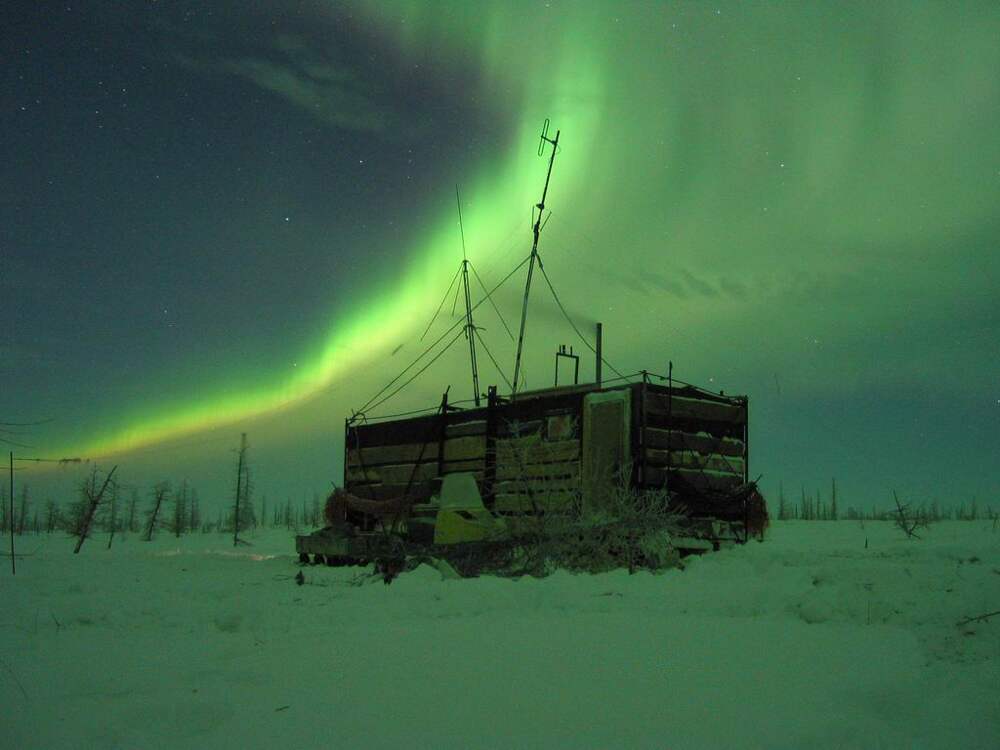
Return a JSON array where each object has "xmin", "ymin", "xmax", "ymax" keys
[
  {"xmin": 644, "ymin": 449, "xmax": 745, "ymax": 475},
  {"xmin": 493, "ymin": 490, "xmax": 577, "ymax": 512},
  {"xmin": 645, "ymin": 392, "xmax": 745, "ymax": 424},
  {"xmin": 644, "ymin": 466, "xmax": 744, "ymax": 494},
  {"xmin": 440, "ymin": 460, "xmax": 484, "ymax": 476},
  {"xmin": 347, "ymin": 435, "xmax": 486, "ymax": 468},
  {"xmin": 644, "ymin": 427, "xmax": 745, "ymax": 457},
  {"xmin": 343, "ymin": 482, "xmax": 434, "ymax": 502},
  {"xmin": 495, "ymin": 459, "xmax": 579, "ymax": 481},
  {"xmin": 445, "ymin": 420, "xmax": 487, "ymax": 438},
  {"xmin": 347, "ymin": 442, "xmax": 436, "ymax": 467},
  {"xmin": 496, "ymin": 437, "xmax": 580, "ymax": 465},
  {"xmin": 346, "ymin": 462, "xmax": 439, "ymax": 485},
  {"xmin": 443, "ymin": 435, "xmax": 487, "ymax": 462}
]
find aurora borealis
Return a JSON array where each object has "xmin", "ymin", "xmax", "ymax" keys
[{"xmin": 4, "ymin": 1, "xmax": 998, "ymax": 510}]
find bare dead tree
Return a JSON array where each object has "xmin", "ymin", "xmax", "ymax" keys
[
  {"xmin": 892, "ymin": 489, "xmax": 929, "ymax": 540},
  {"xmin": 170, "ymin": 479, "xmax": 189, "ymax": 537},
  {"xmin": 73, "ymin": 465, "xmax": 118, "ymax": 553},
  {"xmin": 16, "ymin": 486, "xmax": 29, "ymax": 536},
  {"xmin": 144, "ymin": 481, "xmax": 170, "ymax": 542},
  {"xmin": 126, "ymin": 487, "xmax": 138, "ymax": 533},
  {"xmin": 189, "ymin": 487, "xmax": 201, "ymax": 533},
  {"xmin": 232, "ymin": 434, "xmax": 252, "ymax": 546},
  {"xmin": 44, "ymin": 498, "xmax": 61, "ymax": 533},
  {"xmin": 106, "ymin": 478, "xmax": 119, "ymax": 549}
]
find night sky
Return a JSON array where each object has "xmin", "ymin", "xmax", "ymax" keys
[{"xmin": 4, "ymin": 1, "xmax": 998, "ymax": 512}]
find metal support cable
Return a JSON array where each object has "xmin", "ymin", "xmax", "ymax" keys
[
  {"xmin": 356, "ymin": 255, "xmax": 531, "ymax": 417},
  {"xmin": 469, "ymin": 261, "xmax": 515, "ymax": 341},
  {"xmin": 537, "ymin": 260, "xmax": 627, "ymax": 381},
  {"xmin": 419, "ymin": 265, "xmax": 462, "ymax": 342},
  {"xmin": 363, "ymin": 327, "xmax": 467, "ymax": 416},
  {"xmin": 474, "ymin": 328, "xmax": 513, "ymax": 391}
]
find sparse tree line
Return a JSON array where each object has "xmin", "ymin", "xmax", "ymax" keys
[
  {"xmin": 773, "ymin": 479, "xmax": 996, "ymax": 522},
  {"xmin": 0, "ymin": 471, "xmax": 326, "ymax": 541}
]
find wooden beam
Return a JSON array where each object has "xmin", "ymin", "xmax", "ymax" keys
[
  {"xmin": 348, "ymin": 435, "xmax": 487, "ymax": 469},
  {"xmin": 440, "ymin": 460, "xmax": 484, "ymax": 476},
  {"xmin": 496, "ymin": 437, "xmax": 580, "ymax": 465},
  {"xmin": 445, "ymin": 420, "xmax": 487, "ymax": 438},
  {"xmin": 346, "ymin": 462, "xmax": 439, "ymax": 486},
  {"xmin": 442, "ymin": 435, "xmax": 486, "ymax": 462},
  {"xmin": 342, "ymin": 482, "xmax": 434, "ymax": 502},
  {"xmin": 348, "ymin": 442, "xmax": 437, "ymax": 467},
  {"xmin": 644, "ymin": 466, "xmax": 744, "ymax": 494},
  {"xmin": 644, "ymin": 449, "xmax": 745, "ymax": 475},
  {"xmin": 493, "ymin": 491, "xmax": 577, "ymax": 512},
  {"xmin": 495, "ymin": 459, "xmax": 579, "ymax": 481},
  {"xmin": 644, "ymin": 428, "xmax": 745, "ymax": 457}
]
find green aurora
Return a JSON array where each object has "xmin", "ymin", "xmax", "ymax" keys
[{"xmin": 8, "ymin": 1, "xmax": 999, "ymax": 507}]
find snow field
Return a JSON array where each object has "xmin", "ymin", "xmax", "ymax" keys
[{"xmin": 2, "ymin": 521, "xmax": 998, "ymax": 748}]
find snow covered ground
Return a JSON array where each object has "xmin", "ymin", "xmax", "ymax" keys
[{"xmin": 2, "ymin": 521, "xmax": 998, "ymax": 749}]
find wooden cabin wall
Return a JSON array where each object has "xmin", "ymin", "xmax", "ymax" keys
[
  {"xmin": 639, "ymin": 384, "xmax": 748, "ymax": 519},
  {"xmin": 345, "ymin": 412, "xmax": 488, "ymax": 502},
  {"xmin": 345, "ymin": 393, "xmax": 587, "ymax": 514},
  {"xmin": 492, "ymin": 410, "xmax": 581, "ymax": 514},
  {"xmin": 343, "ymin": 382, "xmax": 750, "ymax": 522}
]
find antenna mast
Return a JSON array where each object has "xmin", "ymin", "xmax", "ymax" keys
[
  {"xmin": 456, "ymin": 186, "xmax": 481, "ymax": 407},
  {"xmin": 511, "ymin": 119, "xmax": 560, "ymax": 397}
]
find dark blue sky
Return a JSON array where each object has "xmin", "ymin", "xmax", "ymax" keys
[{"xmin": 4, "ymin": 1, "xmax": 998, "ymax": 512}]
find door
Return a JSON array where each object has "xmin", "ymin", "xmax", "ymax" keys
[{"xmin": 581, "ymin": 389, "xmax": 631, "ymax": 515}]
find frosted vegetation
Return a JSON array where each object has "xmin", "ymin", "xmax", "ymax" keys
[{"xmin": 3, "ymin": 516, "xmax": 999, "ymax": 747}]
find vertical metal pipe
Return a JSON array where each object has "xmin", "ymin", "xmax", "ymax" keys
[{"xmin": 595, "ymin": 322, "xmax": 603, "ymax": 387}]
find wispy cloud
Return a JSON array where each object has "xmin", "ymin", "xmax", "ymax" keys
[
  {"xmin": 220, "ymin": 55, "xmax": 389, "ymax": 133},
  {"xmin": 164, "ymin": 21, "xmax": 393, "ymax": 134}
]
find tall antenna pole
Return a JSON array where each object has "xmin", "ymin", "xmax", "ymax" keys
[
  {"xmin": 456, "ymin": 186, "xmax": 481, "ymax": 407},
  {"xmin": 512, "ymin": 119, "xmax": 560, "ymax": 397}
]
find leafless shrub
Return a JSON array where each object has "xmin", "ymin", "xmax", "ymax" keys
[
  {"xmin": 892, "ymin": 489, "xmax": 930, "ymax": 540},
  {"xmin": 487, "ymin": 425, "xmax": 686, "ymax": 576}
]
